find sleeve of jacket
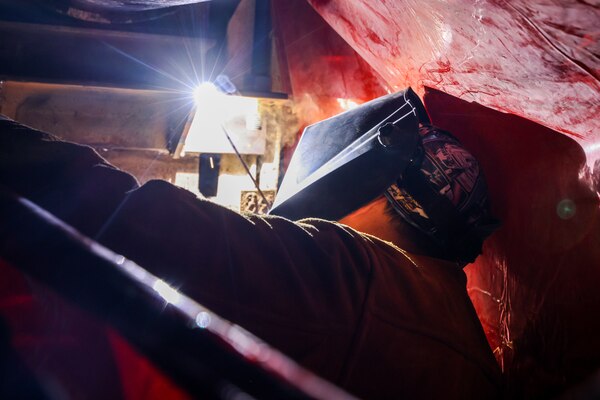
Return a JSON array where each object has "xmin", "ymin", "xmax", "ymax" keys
[{"xmin": 97, "ymin": 179, "xmax": 377, "ymax": 381}]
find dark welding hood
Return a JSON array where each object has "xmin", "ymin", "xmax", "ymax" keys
[{"xmin": 269, "ymin": 88, "xmax": 430, "ymax": 221}]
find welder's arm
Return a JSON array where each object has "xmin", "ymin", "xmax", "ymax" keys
[{"xmin": 96, "ymin": 179, "xmax": 374, "ymax": 380}]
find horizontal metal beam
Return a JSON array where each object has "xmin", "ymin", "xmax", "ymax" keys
[{"xmin": 0, "ymin": 21, "xmax": 215, "ymax": 90}]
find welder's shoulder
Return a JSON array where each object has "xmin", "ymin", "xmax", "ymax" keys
[
  {"xmin": 128, "ymin": 181, "xmax": 345, "ymax": 236},
  {"xmin": 128, "ymin": 179, "xmax": 255, "ymax": 226},
  {"xmin": 132, "ymin": 179, "xmax": 197, "ymax": 202},
  {"xmin": 126, "ymin": 180, "xmax": 397, "ymax": 269},
  {"xmin": 257, "ymin": 215, "xmax": 405, "ymax": 274}
]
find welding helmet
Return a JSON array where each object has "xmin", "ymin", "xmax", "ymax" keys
[
  {"xmin": 384, "ymin": 124, "xmax": 499, "ymax": 263},
  {"xmin": 269, "ymin": 88, "xmax": 498, "ymax": 262}
]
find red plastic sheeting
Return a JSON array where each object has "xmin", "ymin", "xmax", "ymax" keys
[
  {"xmin": 307, "ymin": 0, "xmax": 600, "ymax": 166},
  {"xmin": 0, "ymin": 260, "xmax": 124, "ymax": 399},
  {"xmin": 273, "ymin": 1, "xmax": 387, "ymax": 126},
  {"xmin": 0, "ymin": 259, "xmax": 189, "ymax": 400},
  {"xmin": 425, "ymin": 88, "xmax": 600, "ymax": 398},
  {"xmin": 272, "ymin": 0, "xmax": 388, "ymax": 169}
]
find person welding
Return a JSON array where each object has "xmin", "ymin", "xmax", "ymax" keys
[
  {"xmin": 97, "ymin": 88, "xmax": 503, "ymax": 399},
  {"xmin": 0, "ymin": 89, "xmax": 502, "ymax": 399}
]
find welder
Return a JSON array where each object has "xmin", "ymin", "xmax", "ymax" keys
[
  {"xmin": 0, "ymin": 89, "xmax": 502, "ymax": 399},
  {"xmin": 98, "ymin": 88, "xmax": 503, "ymax": 399}
]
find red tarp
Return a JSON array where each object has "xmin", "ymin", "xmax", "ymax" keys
[{"xmin": 307, "ymin": 0, "xmax": 600, "ymax": 166}]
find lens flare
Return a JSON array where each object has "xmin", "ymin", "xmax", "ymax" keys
[
  {"xmin": 193, "ymin": 82, "xmax": 222, "ymax": 106},
  {"xmin": 557, "ymin": 198, "xmax": 576, "ymax": 220},
  {"xmin": 152, "ymin": 279, "xmax": 181, "ymax": 305}
]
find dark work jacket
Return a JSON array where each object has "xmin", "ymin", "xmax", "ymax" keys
[
  {"xmin": 1, "ymin": 116, "xmax": 501, "ymax": 399},
  {"xmin": 98, "ymin": 180, "xmax": 503, "ymax": 399}
]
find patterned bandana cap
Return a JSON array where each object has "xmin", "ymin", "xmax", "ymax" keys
[{"xmin": 385, "ymin": 124, "xmax": 499, "ymax": 263}]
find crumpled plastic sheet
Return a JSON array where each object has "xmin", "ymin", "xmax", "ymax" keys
[
  {"xmin": 308, "ymin": 0, "xmax": 600, "ymax": 167},
  {"xmin": 424, "ymin": 87, "xmax": 600, "ymax": 398}
]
